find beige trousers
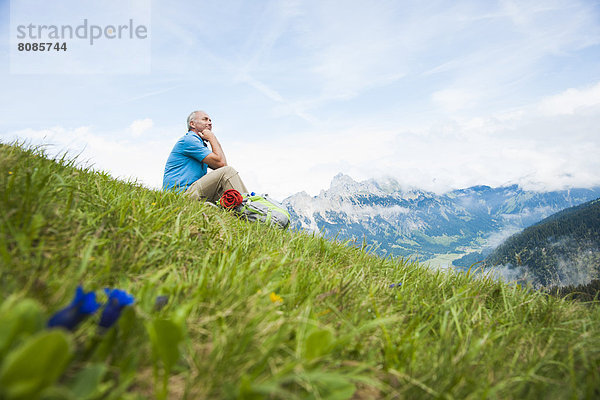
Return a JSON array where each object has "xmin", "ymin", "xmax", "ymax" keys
[{"xmin": 185, "ymin": 166, "xmax": 248, "ymax": 203}]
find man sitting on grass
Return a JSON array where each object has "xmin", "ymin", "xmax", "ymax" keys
[{"xmin": 162, "ymin": 110, "xmax": 248, "ymax": 202}]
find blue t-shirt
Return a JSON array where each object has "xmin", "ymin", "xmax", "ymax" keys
[{"xmin": 162, "ymin": 131, "xmax": 212, "ymax": 191}]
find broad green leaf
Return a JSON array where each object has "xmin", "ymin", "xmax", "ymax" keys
[
  {"xmin": 0, "ymin": 299, "xmax": 44, "ymax": 356},
  {"xmin": 0, "ymin": 330, "xmax": 72, "ymax": 400},
  {"xmin": 12, "ymin": 299, "xmax": 44, "ymax": 335},
  {"xmin": 117, "ymin": 306, "xmax": 136, "ymax": 340},
  {"xmin": 91, "ymin": 328, "xmax": 117, "ymax": 362},
  {"xmin": 235, "ymin": 375, "xmax": 265, "ymax": 400},
  {"xmin": 146, "ymin": 319, "xmax": 184, "ymax": 373},
  {"xmin": 304, "ymin": 329, "xmax": 333, "ymax": 361},
  {"xmin": 307, "ymin": 373, "xmax": 356, "ymax": 400},
  {"xmin": 0, "ymin": 315, "xmax": 21, "ymax": 356},
  {"xmin": 321, "ymin": 379, "xmax": 356, "ymax": 400},
  {"xmin": 68, "ymin": 363, "xmax": 107, "ymax": 400},
  {"xmin": 38, "ymin": 385, "xmax": 77, "ymax": 399},
  {"xmin": 172, "ymin": 303, "xmax": 193, "ymax": 330}
]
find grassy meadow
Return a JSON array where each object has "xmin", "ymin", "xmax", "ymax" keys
[{"xmin": 1, "ymin": 143, "xmax": 599, "ymax": 399}]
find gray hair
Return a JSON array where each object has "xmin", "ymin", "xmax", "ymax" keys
[{"xmin": 186, "ymin": 110, "xmax": 207, "ymax": 130}]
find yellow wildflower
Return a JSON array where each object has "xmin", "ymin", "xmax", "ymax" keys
[
  {"xmin": 8, "ymin": 171, "xmax": 13, "ymax": 175},
  {"xmin": 269, "ymin": 292, "xmax": 283, "ymax": 303},
  {"xmin": 317, "ymin": 309, "xmax": 331, "ymax": 317}
]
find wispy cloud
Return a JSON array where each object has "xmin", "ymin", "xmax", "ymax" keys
[
  {"xmin": 120, "ymin": 85, "xmax": 185, "ymax": 104},
  {"xmin": 1, "ymin": 124, "xmax": 173, "ymax": 189},
  {"xmin": 130, "ymin": 118, "xmax": 154, "ymax": 137},
  {"xmin": 228, "ymin": 81, "xmax": 600, "ymax": 198},
  {"xmin": 2, "ymin": 0, "xmax": 599, "ymax": 199},
  {"xmin": 3, "ymin": 79, "xmax": 599, "ymax": 200},
  {"xmin": 538, "ymin": 81, "xmax": 600, "ymax": 115}
]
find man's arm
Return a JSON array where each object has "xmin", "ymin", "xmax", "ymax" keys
[{"xmin": 199, "ymin": 129, "xmax": 228, "ymax": 169}]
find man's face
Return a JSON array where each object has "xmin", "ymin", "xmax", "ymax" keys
[{"xmin": 191, "ymin": 112, "xmax": 212, "ymax": 132}]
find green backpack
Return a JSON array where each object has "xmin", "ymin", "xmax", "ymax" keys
[{"xmin": 235, "ymin": 194, "xmax": 291, "ymax": 229}]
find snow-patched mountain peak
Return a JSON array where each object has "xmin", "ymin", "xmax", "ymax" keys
[
  {"xmin": 328, "ymin": 173, "xmax": 383, "ymax": 195},
  {"xmin": 285, "ymin": 174, "xmax": 434, "ymax": 210},
  {"xmin": 283, "ymin": 174, "xmax": 600, "ymax": 267},
  {"xmin": 325, "ymin": 173, "xmax": 431, "ymax": 200},
  {"xmin": 330, "ymin": 173, "xmax": 355, "ymax": 188}
]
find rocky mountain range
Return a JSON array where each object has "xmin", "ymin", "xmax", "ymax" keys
[{"xmin": 283, "ymin": 174, "xmax": 600, "ymax": 269}]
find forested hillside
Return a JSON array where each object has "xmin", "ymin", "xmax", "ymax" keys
[{"xmin": 485, "ymin": 198, "xmax": 600, "ymax": 287}]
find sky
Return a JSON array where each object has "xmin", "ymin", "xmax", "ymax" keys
[{"xmin": 1, "ymin": 0, "xmax": 600, "ymax": 200}]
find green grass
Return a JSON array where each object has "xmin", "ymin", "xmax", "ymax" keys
[{"xmin": 1, "ymin": 142, "xmax": 599, "ymax": 399}]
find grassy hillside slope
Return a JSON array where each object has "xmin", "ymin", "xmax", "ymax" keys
[{"xmin": 1, "ymin": 143, "xmax": 599, "ymax": 399}]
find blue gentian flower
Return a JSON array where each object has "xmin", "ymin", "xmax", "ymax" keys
[
  {"xmin": 47, "ymin": 286, "xmax": 101, "ymax": 330},
  {"xmin": 389, "ymin": 283, "xmax": 403, "ymax": 288},
  {"xmin": 154, "ymin": 295, "xmax": 169, "ymax": 311},
  {"xmin": 99, "ymin": 288, "xmax": 135, "ymax": 328}
]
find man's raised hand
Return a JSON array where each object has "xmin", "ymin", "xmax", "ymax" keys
[{"xmin": 199, "ymin": 129, "xmax": 216, "ymax": 141}]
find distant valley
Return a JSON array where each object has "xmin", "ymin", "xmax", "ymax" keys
[{"xmin": 283, "ymin": 174, "xmax": 600, "ymax": 272}]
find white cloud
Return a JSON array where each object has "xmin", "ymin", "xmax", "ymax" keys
[
  {"xmin": 230, "ymin": 80, "xmax": 600, "ymax": 198},
  {"xmin": 217, "ymin": 0, "xmax": 600, "ymax": 121},
  {"xmin": 538, "ymin": 82, "xmax": 600, "ymax": 115},
  {"xmin": 485, "ymin": 226, "xmax": 523, "ymax": 249},
  {"xmin": 130, "ymin": 118, "xmax": 154, "ymax": 137},
  {"xmin": 1, "ymin": 124, "xmax": 173, "ymax": 190},
  {"xmin": 3, "ymin": 1, "xmax": 600, "ymax": 201},
  {"xmin": 3, "ymin": 79, "xmax": 600, "ymax": 202},
  {"xmin": 432, "ymin": 89, "xmax": 480, "ymax": 113},
  {"xmin": 422, "ymin": 0, "xmax": 600, "ymax": 115}
]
